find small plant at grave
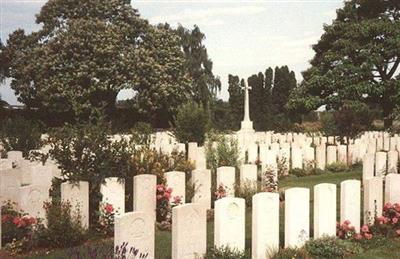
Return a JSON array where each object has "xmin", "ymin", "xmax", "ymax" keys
[
  {"xmin": 277, "ymin": 156, "xmax": 289, "ymax": 179},
  {"xmin": 204, "ymin": 245, "xmax": 250, "ymax": 259},
  {"xmin": 370, "ymin": 202, "xmax": 400, "ymax": 238},
  {"xmin": 336, "ymin": 220, "xmax": 373, "ymax": 241},
  {"xmin": 66, "ymin": 240, "xmax": 114, "ymax": 259},
  {"xmin": 96, "ymin": 202, "xmax": 116, "ymax": 237},
  {"xmin": 115, "ymin": 242, "xmax": 149, "ymax": 259},
  {"xmin": 262, "ymin": 167, "xmax": 278, "ymax": 192},
  {"xmin": 304, "ymin": 236, "xmax": 362, "ymax": 259},
  {"xmin": 214, "ymin": 184, "xmax": 227, "ymax": 200},
  {"xmin": 269, "ymin": 247, "xmax": 310, "ymax": 259},
  {"xmin": 37, "ymin": 201, "xmax": 87, "ymax": 248},
  {"xmin": 155, "ymin": 183, "xmax": 182, "ymax": 231},
  {"xmin": 1, "ymin": 200, "xmax": 40, "ymax": 254},
  {"xmin": 235, "ymin": 181, "xmax": 258, "ymax": 208},
  {"xmin": 206, "ymin": 134, "xmax": 241, "ymax": 173},
  {"xmin": 326, "ymin": 162, "xmax": 349, "ymax": 173}
]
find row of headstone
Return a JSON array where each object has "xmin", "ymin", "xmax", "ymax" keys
[
  {"xmin": 114, "ymin": 176, "xmax": 400, "ymax": 259},
  {"xmin": 362, "ymin": 150, "xmax": 399, "ymax": 184}
]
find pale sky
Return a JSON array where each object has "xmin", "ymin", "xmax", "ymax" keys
[{"xmin": 0, "ymin": 0, "xmax": 344, "ymax": 105}]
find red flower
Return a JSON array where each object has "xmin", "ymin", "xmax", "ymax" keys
[
  {"xmin": 361, "ymin": 225, "xmax": 369, "ymax": 233},
  {"xmin": 354, "ymin": 234, "xmax": 362, "ymax": 240},
  {"xmin": 167, "ymin": 187, "xmax": 173, "ymax": 193},
  {"xmin": 393, "ymin": 217, "xmax": 399, "ymax": 224},
  {"xmin": 343, "ymin": 220, "xmax": 351, "ymax": 225},
  {"xmin": 105, "ymin": 203, "xmax": 114, "ymax": 214},
  {"xmin": 364, "ymin": 233, "xmax": 373, "ymax": 240},
  {"xmin": 28, "ymin": 217, "xmax": 37, "ymax": 225},
  {"xmin": 164, "ymin": 192, "xmax": 171, "ymax": 200},
  {"xmin": 2, "ymin": 214, "xmax": 9, "ymax": 224},
  {"xmin": 13, "ymin": 217, "xmax": 21, "ymax": 227}
]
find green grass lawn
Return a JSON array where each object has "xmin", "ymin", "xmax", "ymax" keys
[{"xmin": 8, "ymin": 166, "xmax": 400, "ymax": 258}]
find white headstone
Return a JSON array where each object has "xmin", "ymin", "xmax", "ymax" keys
[
  {"xmin": 191, "ymin": 169, "xmax": 211, "ymax": 209},
  {"xmin": 363, "ymin": 177, "xmax": 383, "ymax": 225},
  {"xmin": 326, "ymin": 145, "xmax": 337, "ymax": 165},
  {"xmin": 172, "ymin": 203, "xmax": 207, "ymax": 259},
  {"xmin": 252, "ymin": 192, "xmax": 279, "ymax": 259},
  {"xmin": 387, "ymin": 151, "xmax": 398, "ymax": 174},
  {"xmin": 375, "ymin": 151, "xmax": 387, "ymax": 177},
  {"xmin": 101, "ymin": 177, "xmax": 125, "ymax": 215},
  {"xmin": 165, "ymin": 171, "xmax": 186, "ymax": 204},
  {"xmin": 247, "ymin": 143, "xmax": 258, "ymax": 164},
  {"xmin": 216, "ymin": 166, "xmax": 236, "ymax": 197},
  {"xmin": 0, "ymin": 168, "xmax": 22, "ymax": 204},
  {"xmin": 315, "ymin": 145, "xmax": 326, "ymax": 170},
  {"xmin": 195, "ymin": 146, "xmax": 207, "ymax": 170},
  {"xmin": 61, "ymin": 181, "xmax": 89, "ymax": 229},
  {"xmin": 114, "ymin": 211, "xmax": 154, "ymax": 259},
  {"xmin": 362, "ymin": 153, "xmax": 375, "ymax": 185},
  {"xmin": 240, "ymin": 164, "xmax": 257, "ymax": 189},
  {"xmin": 134, "ymin": 174, "xmax": 157, "ymax": 223},
  {"xmin": 19, "ymin": 184, "xmax": 49, "ymax": 220},
  {"xmin": 385, "ymin": 173, "xmax": 400, "ymax": 204},
  {"xmin": 291, "ymin": 147, "xmax": 303, "ymax": 169},
  {"xmin": 214, "ymin": 197, "xmax": 245, "ymax": 251},
  {"xmin": 337, "ymin": 145, "xmax": 347, "ymax": 164},
  {"xmin": 340, "ymin": 180, "xmax": 361, "ymax": 232},
  {"xmin": 314, "ymin": 183, "xmax": 336, "ymax": 238},
  {"xmin": 285, "ymin": 188, "xmax": 310, "ymax": 248}
]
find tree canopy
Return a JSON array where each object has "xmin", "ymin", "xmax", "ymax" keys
[
  {"xmin": 3, "ymin": 0, "xmax": 191, "ymax": 125},
  {"xmin": 288, "ymin": 0, "xmax": 400, "ymax": 127},
  {"xmin": 176, "ymin": 25, "xmax": 221, "ymax": 108}
]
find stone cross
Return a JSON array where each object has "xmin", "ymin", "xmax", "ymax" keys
[{"xmin": 241, "ymin": 83, "xmax": 252, "ymax": 122}]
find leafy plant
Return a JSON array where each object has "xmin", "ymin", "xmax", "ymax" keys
[
  {"xmin": 269, "ymin": 247, "xmax": 309, "ymax": 259},
  {"xmin": 204, "ymin": 246, "xmax": 250, "ymax": 259},
  {"xmin": 235, "ymin": 181, "xmax": 258, "ymax": 208},
  {"xmin": 96, "ymin": 202, "xmax": 116, "ymax": 237},
  {"xmin": 326, "ymin": 162, "xmax": 349, "ymax": 173},
  {"xmin": 304, "ymin": 236, "xmax": 361, "ymax": 259},
  {"xmin": 37, "ymin": 201, "xmax": 87, "ymax": 248},
  {"xmin": 173, "ymin": 102, "xmax": 210, "ymax": 145},
  {"xmin": 1, "ymin": 201, "xmax": 39, "ymax": 254},
  {"xmin": 0, "ymin": 117, "xmax": 42, "ymax": 156},
  {"xmin": 206, "ymin": 134, "xmax": 240, "ymax": 173},
  {"xmin": 130, "ymin": 122, "xmax": 154, "ymax": 145}
]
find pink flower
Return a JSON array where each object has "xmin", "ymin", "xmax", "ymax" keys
[
  {"xmin": 364, "ymin": 233, "xmax": 372, "ymax": 240},
  {"xmin": 156, "ymin": 194, "xmax": 163, "ymax": 200},
  {"xmin": 384, "ymin": 202, "xmax": 392, "ymax": 210},
  {"xmin": 344, "ymin": 220, "xmax": 351, "ymax": 225},
  {"xmin": 361, "ymin": 225, "xmax": 369, "ymax": 233},
  {"xmin": 393, "ymin": 217, "xmax": 398, "ymax": 224},
  {"xmin": 167, "ymin": 187, "xmax": 173, "ymax": 193},
  {"xmin": 396, "ymin": 229, "xmax": 400, "ymax": 236},
  {"xmin": 157, "ymin": 185, "xmax": 164, "ymax": 192},
  {"xmin": 105, "ymin": 203, "xmax": 114, "ymax": 214},
  {"xmin": 173, "ymin": 196, "xmax": 182, "ymax": 204},
  {"xmin": 354, "ymin": 234, "xmax": 362, "ymax": 240}
]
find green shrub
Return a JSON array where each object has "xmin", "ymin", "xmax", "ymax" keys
[
  {"xmin": 304, "ymin": 236, "xmax": 361, "ymax": 259},
  {"xmin": 235, "ymin": 181, "xmax": 258, "ymax": 208},
  {"xmin": 270, "ymin": 247, "xmax": 310, "ymax": 259},
  {"xmin": 289, "ymin": 168, "xmax": 309, "ymax": 177},
  {"xmin": 131, "ymin": 122, "xmax": 154, "ymax": 145},
  {"xmin": 0, "ymin": 117, "xmax": 42, "ymax": 156},
  {"xmin": 206, "ymin": 134, "xmax": 240, "ymax": 172},
  {"xmin": 37, "ymin": 201, "xmax": 87, "ymax": 248},
  {"xmin": 326, "ymin": 162, "xmax": 349, "ymax": 172},
  {"xmin": 173, "ymin": 102, "xmax": 210, "ymax": 145},
  {"xmin": 204, "ymin": 246, "xmax": 250, "ymax": 259}
]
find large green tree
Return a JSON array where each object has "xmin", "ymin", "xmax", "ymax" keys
[
  {"xmin": 176, "ymin": 25, "xmax": 221, "ymax": 108},
  {"xmin": 3, "ymin": 0, "xmax": 191, "ymax": 124},
  {"xmin": 227, "ymin": 75, "xmax": 243, "ymax": 130},
  {"xmin": 288, "ymin": 0, "xmax": 400, "ymax": 127}
]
